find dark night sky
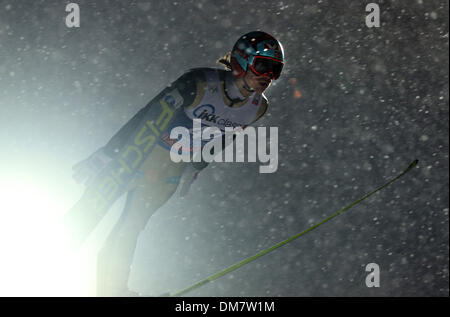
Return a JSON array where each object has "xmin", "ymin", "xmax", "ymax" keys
[{"xmin": 0, "ymin": 0, "xmax": 448, "ymax": 296}]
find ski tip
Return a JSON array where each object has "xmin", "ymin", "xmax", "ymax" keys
[{"xmin": 408, "ymin": 159, "xmax": 419, "ymax": 170}]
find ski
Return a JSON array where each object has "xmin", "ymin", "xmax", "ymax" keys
[{"xmin": 169, "ymin": 159, "xmax": 419, "ymax": 297}]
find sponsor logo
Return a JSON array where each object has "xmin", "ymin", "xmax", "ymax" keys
[
  {"xmin": 193, "ymin": 104, "xmax": 244, "ymax": 128},
  {"xmin": 84, "ymin": 98, "xmax": 175, "ymax": 215},
  {"xmin": 193, "ymin": 104, "xmax": 215, "ymax": 117}
]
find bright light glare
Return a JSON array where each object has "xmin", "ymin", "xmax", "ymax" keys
[{"xmin": 0, "ymin": 179, "xmax": 96, "ymax": 296}]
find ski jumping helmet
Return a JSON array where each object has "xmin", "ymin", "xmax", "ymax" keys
[{"xmin": 231, "ymin": 31, "xmax": 284, "ymax": 80}]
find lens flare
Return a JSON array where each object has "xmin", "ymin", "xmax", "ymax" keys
[{"xmin": 0, "ymin": 178, "xmax": 95, "ymax": 296}]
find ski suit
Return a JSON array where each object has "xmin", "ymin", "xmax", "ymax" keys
[{"xmin": 66, "ymin": 67, "xmax": 268, "ymax": 296}]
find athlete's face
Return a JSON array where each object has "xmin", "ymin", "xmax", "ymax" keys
[{"xmin": 244, "ymin": 70, "xmax": 272, "ymax": 94}]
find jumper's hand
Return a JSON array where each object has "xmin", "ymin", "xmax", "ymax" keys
[{"xmin": 72, "ymin": 148, "xmax": 112, "ymax": 186}]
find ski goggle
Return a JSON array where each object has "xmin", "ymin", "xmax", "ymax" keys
[{"xmin": 249, "ymin": 56, "xmax": 284, "ymax": 80}]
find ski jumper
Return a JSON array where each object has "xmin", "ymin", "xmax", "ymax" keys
[{"xmin": 66, "ymin": 68, "xmax": 268, "ymax": 296}]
